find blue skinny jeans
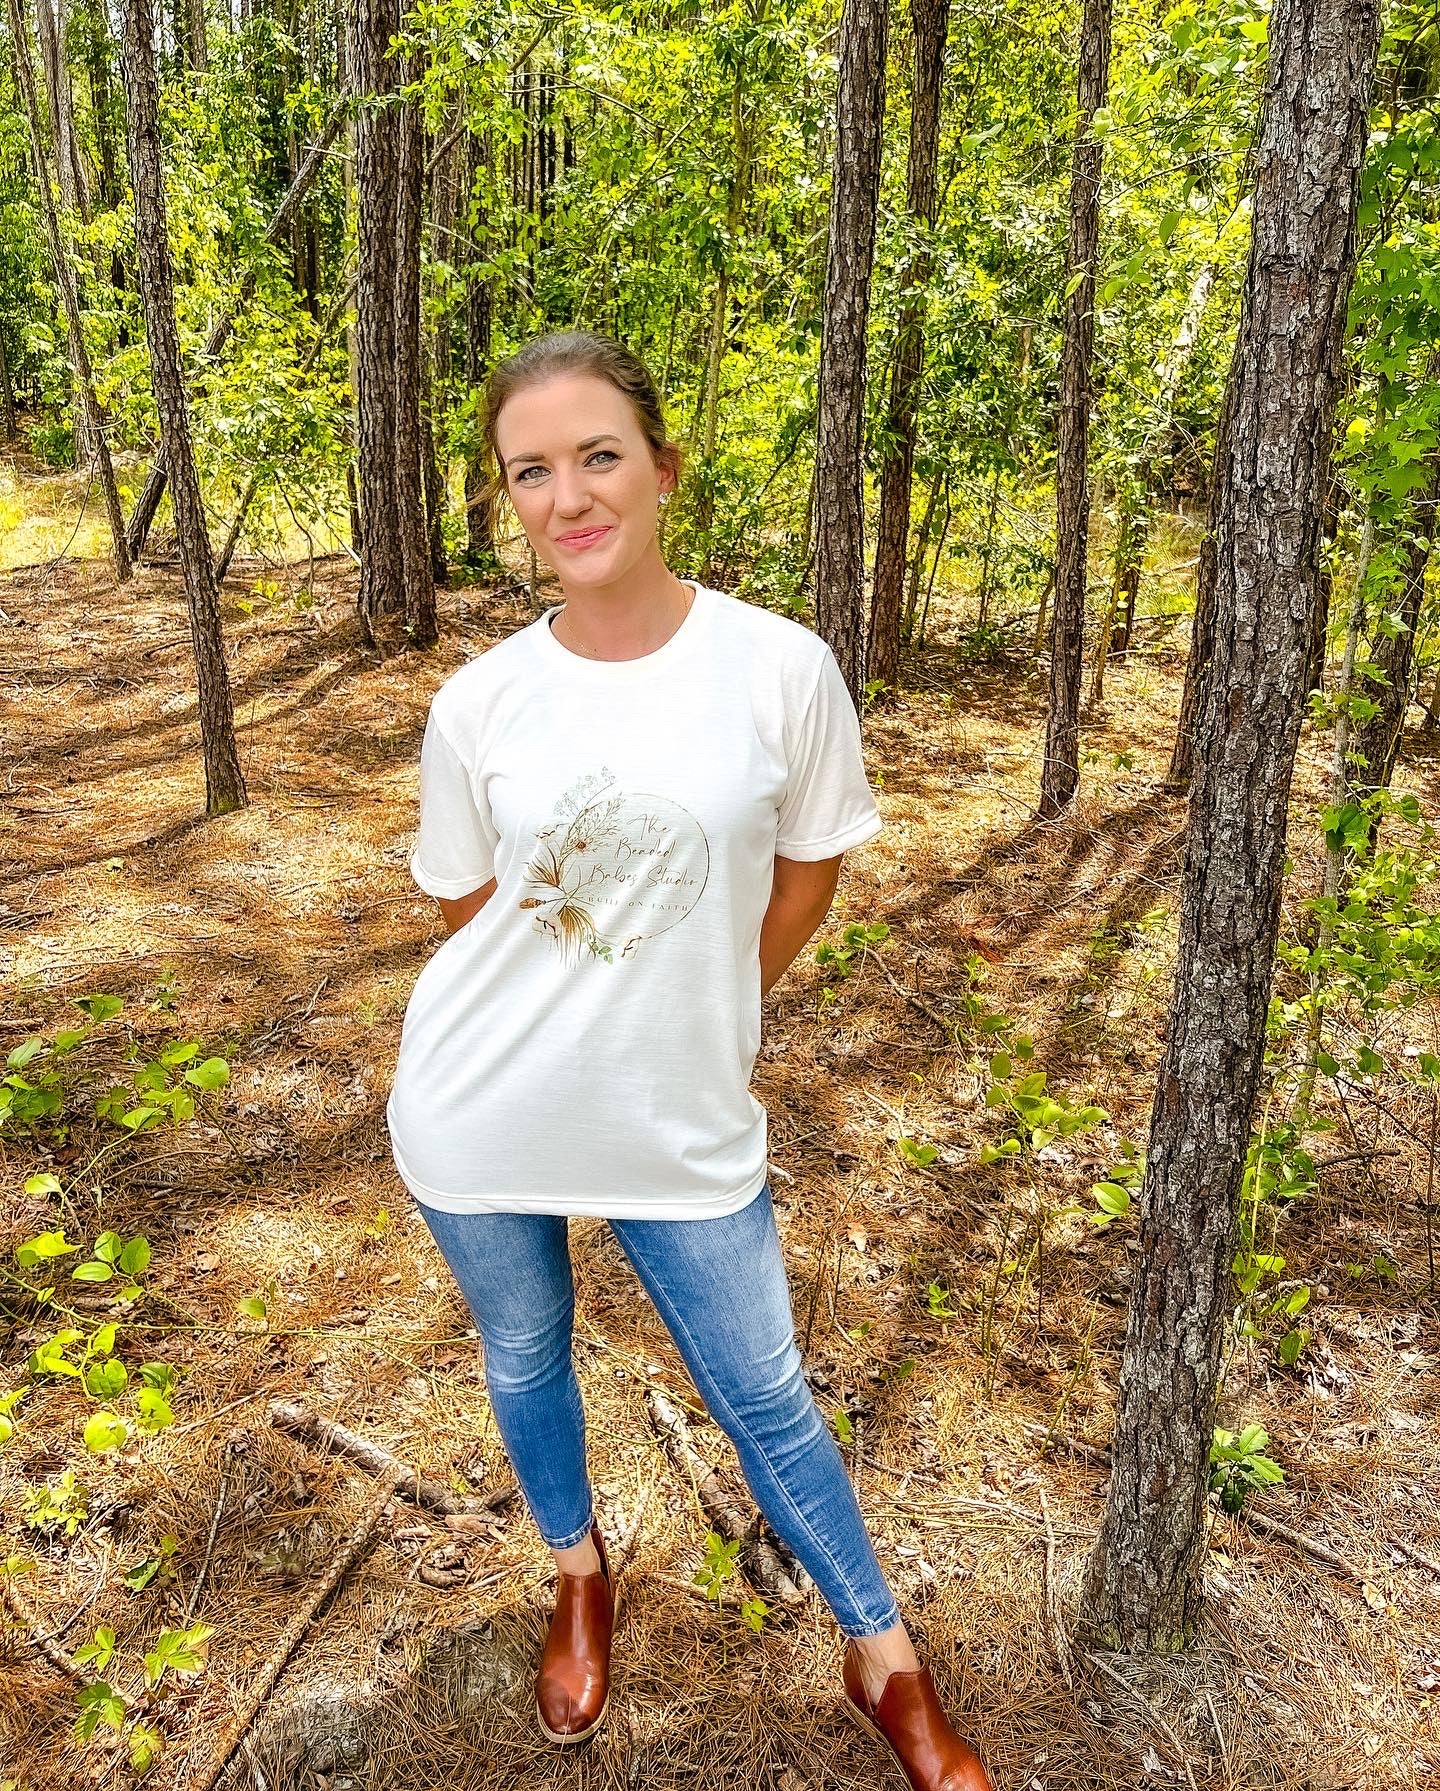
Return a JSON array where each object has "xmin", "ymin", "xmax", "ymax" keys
[{"xmin": 415, "ymin": 1179, "xmax": 901, "ymax": 1639}]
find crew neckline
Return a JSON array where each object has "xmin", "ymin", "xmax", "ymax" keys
[{"xmin": 537, "ymin": 580, "xmax": 715, "ymax": 675}]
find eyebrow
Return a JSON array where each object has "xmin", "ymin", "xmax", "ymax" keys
[{"xmin": 504, "ymin": 433, "xmax": 623, "ymax": 470}]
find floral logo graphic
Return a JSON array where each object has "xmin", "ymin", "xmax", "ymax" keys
[{"xmin": 520, "ymin": 766, "xmax": 710, "ymax": 965}]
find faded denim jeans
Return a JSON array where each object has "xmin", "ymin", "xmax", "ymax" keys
[{"xmin": 415, "ymin": 1178, "xmax": 901, "ymax": 1638}]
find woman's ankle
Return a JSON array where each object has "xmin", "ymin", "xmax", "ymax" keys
[{"xmin": 553, "ymin": 1531, "xmax": 602, "ymax": 1577}]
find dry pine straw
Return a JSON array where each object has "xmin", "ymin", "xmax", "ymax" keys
[{"xmin": 0, "ymin": 547, "xmax": 1437, "ymax": 1791}]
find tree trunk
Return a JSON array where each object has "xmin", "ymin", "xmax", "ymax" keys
[
  {"xmin": 119, "ymin": 0, "xmax": 246, "ymax": 814},
  {"xmin": 1093, "ymin": 263, "xmax": 1215, "ymax": 699},
  {"xmin": 0, "ymin": 330, "xmax": 16, "ymax": 440},
  {"xmin": 813, "ymin": 0, "xmax": 888, "ymax": 706},
  {"xmin": 867, "ymin": 0, "xmax": 949, "ymax": 698},
  {"xmin": 1078, "ymin": 0, "xmax": 1380, "ymax": 1652},
  {"xmin": 393, "ymin": 52, "xmax": 437, "ymax": 642},
  {"xmin": 125, "ymin": 104, "xmax": 343, "ymax": 559},
  {"xmin": 462, "ymin": 126, "xmax": 497, "ymax": 563},
  {"xmin": 1352, "ymin": 449, "xmax": 1440, "ymax": 793},
  {"xmin": 1167, "ymin": 361, "xmax": 1240, "ymax": 788},
  {"xmin": 350, "ymin": 0, "xmax": 434, "ymax": 652},
  {"xmin": 1038, "ymin": 0, "xmax": 1112, "ymax": 817},
  {"xmin": 185, "ymin": 0, "xmax": 205, "ymax": 71},
  {"xmin": 7, "ymin": 0, "xmax": 130, "ymax": 582},
  {"xmin": 35, "ymin": 0, "xmax": 89, "ymax": 219}
]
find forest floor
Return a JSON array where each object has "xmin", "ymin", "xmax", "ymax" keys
[{"xmin": 1, "ymin": 459, "xmax": 1438, "ymax": 1791}]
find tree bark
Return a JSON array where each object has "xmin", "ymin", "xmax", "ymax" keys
[
  {"xmin": 813, "ymin": 0, "xmax": 888, "ymax": 706},
  {"xmin": 1078, "ymin": 0, "xmax": 1380, "ymax": 1652},
  {"xmin": 867, "ymin": 0, "xmax": 949, "ymax": 698},
  {"xmin": 35, "ymin": 0, "xmax": 89, "ymax": 219},
  {"xmin": 1167, "ymin": 358, "xmax": 1240, "ymax": 788},
  {"xmin": 393, "ymin": 53, "xmax": 436, "ymax": 641},
  {"xmin": 1038, "ymin": 0, "xmax": 1112, "ymax": 817},
  {"xmin": 125, "ymin": 104, "xmax": 343, "ymax": 559},
  {"xmin": 1352, "ymin": 450, "xmax": 1440, "ymax": 794},
  {"xmin": 119, "ymin": 0, "xmax": 246, "ymax": 814},
  {"xmin": 350, "ymin": 0, "xmax": 433, "ymax": 652},
  {"xmin": 462, "ymin": 126, "xmax": 497, "ymax": 563},
  {"xmin": 0, "ymin": 329, "xmax": 16, "ymax": 440},
  {"xmin": 7, "ymin": 0, "xmax": 130, "ymax": 582}
]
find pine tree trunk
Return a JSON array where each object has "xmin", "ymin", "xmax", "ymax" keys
[
  {"xmin": 350, "ymin": 0, "xmax": 433, "ymax": 652},
  {"xmin": 462, "ymin": 126, "xmax": 496, "ymax": 563},
  {"xmin": 394, "ymin": 47, "xmax": 436, "ymax": 643},
  {"xmin": 1352, "ymin": 449, "xmax": 1440, "ymax": 793},
  {"xmin": 0, "ymin": 330, "xmax": 16, "ymax": 440},
  {"xmin": 1168, "ymin": 362, "xmax": 1240, "ymax": 788},
  {"xmin": 813, "ymin": 0, "xmax": 888, "ymax": 705},
  {"xmin": 868, "ymin": 0, "xmax": 948, "ymax": 698},
  {"xmin": 35, "ymin": 0, "xmax": 89, "ymax": 219},
  {"xmin": 119, "ymin": 0, "xmax": 246, "ymax": 814},
  {"xmin": 1078, "ymin": 0, "xmax": 1380, "ymax": 1652},
  {"xmin": 7, "ymin": 0, "xmax": 130, "ymax": 581},
  {"xmin": 125, "ymin": 104, "xmax": 342, "ymax": 559},
  {"xmin": 1038, "ymin": 0, "xmax": 1112, "ymax": 817}
]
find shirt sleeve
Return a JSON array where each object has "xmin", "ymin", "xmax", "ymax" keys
[
  {"xmin": 409, "ymin": 710, "xmax": 500, "ymax": 897},
  {"xmin": 775, "ymin": 646, "xmax": 884, "ymax": 860}
]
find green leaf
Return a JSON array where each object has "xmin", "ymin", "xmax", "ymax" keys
[
  {"xmin": 83, "ymin": 1412, "xmax": 129, "ymax": 1453},
  {"xmin": 95, "ymin": 1231, "xmax": 122, "ymax": 1264},
  {"xmin": 24, "ymin": 1173, "xmax": 62, "ymax": 1197},
  {"xmin": 83, "ymin": 1359, "xmax": 128, "ymax": 1400},
  {"xmin": 72, "ymin": 1261, "xmax": 115, "ymax": 1283},
  {"xmin": 183, "ymin": 1058, "xmax": 230, "ymax": 1091},
  {"xmin": 118, "ymin": 1236, "xmax": 151, "ymax": 1276},
  {"xmin": 988, "ymin": 1051, "xmax": 1011, "ymax": 1080}
]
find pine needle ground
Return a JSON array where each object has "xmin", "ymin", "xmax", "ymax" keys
[{"xmin": 2, "ymin": 489, "xmax": 1437, "ymax": 1790}]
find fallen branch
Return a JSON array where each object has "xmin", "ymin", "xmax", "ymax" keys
[
  {"xmin": 185, "ymin": 1428, "xmax": 247, "ymax": 1622},
  {"xmin": 644, "ymin": 1387, "xmax": 807, "ymax": 1607},
  {"xmin": 2, "ymin": 1572, "xmax": 85, "ymax": 1681},
  {"xmin": 1021, "ymin": 1419, "xmax": 1372, "ymax": 1586},
  {"xmin": 1038, "ymin": 1485, "xmax": 1075, "ymax": 1692},
  {"xmin": 268, "ymin": 1399, "xmax": 517, "ymax": 1519},
  {"xmin": 190, "ymin": 1462, "xmax": 406, "ymax": 1791}
]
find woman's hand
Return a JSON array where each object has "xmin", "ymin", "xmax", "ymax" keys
[
  {"xmin": 436, "ymin": 877, "xmax": 498, "ymax": 935},
  {"xmin": 759, "ymin": 855, "xmax": 844, "ymax": 998}
]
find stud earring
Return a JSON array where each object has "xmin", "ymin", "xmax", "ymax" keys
[{"xmin": 659, "ymin": 492, "xmax": 671, "ymax": 505}]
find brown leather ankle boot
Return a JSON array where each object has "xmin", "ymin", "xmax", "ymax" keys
[
  {"xmin": 535, "ymin": 1521, "xmax": 614, "ymax": 1744},
  {"xmin": 841, "ymin": 1641, "xmax": 994, "ymax": 1791}
]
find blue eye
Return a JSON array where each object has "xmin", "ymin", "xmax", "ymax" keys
[{"xmin": 515, "ymin": 450, "xmax": 618, "ymax": 484}]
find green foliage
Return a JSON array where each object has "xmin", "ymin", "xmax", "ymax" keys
[
  {"xmin": 22, "ymin": 1469, "xmax": 88, "ymax": 1538},
  {"xmin": 1208, "ymin": 1425, "xmax": 1284, "ymax": 1515}
]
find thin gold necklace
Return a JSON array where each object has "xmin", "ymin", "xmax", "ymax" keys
[{"xmin": 555, "ymin": 579, "xmax": 694, "ymax": 659}]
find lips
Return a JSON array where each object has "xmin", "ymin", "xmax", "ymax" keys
[{"xmin": 556, "ymin": 526, "xmax": 613, "ymax": 549}]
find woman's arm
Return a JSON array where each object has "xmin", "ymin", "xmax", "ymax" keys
[
  {"xmin": 436, "ymin": 877, "xmax": 498, "ymax": 936},
  {"xmin": 759, "ymin": 854, "xmax": 844, "ymax": 998}
]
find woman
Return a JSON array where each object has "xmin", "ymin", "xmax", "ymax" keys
[{"xmin": 387, "ymin": 329, "xmax": 993, "ymax": 1791}]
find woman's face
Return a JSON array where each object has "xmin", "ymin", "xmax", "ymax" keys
[{"xmin": 495, "ymin": 372, "xmax": 675, "ymax": 589}]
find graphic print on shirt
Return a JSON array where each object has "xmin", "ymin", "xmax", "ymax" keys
[{"xmin": 519, "ymin": 766, "xmax": 710, "ymax": 965}]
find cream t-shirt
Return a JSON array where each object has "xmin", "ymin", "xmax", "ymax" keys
[{"xmin": 385, "ymin": 581, "xmax": 883, "ymax": 1218}]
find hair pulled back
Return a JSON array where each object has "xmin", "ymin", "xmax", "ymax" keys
[{"xmin": 476, "ymin": 329, "xmax": 681, "ymax": 541}]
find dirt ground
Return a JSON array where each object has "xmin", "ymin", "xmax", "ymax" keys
[{"xmin": 1, "ymin": 472, "xmax": 1438, "ymax": 1791}]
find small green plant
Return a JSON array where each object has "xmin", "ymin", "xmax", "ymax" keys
[
  {"xmin": 896, "ymin": 1134, "xmax": 938, "ymax": 1168},
  {"xmin": 814, "ymin": 920, "xmax": 891, "ymax": 982},
  {"xmin": 122, "ymin": 1533, "xmax": 179, "ymax": 1593},
  {"xmin": 981, "ymin": 1048, "xmax": 1108, "ymax": 1161},
  {"xmin": 22, "ymin": 1469, "xmax": 89, "ymax": 1538},
  {"xmin": 690, "ymin": 1531, "xmax": 769, "ymax": 1633},
  {"xmin": 925, "ymin": 1280, "xmax": 958, "ymax": 1320},
  {"xmin": 1209, "ymin": 1425, "xmax": 1284, "ymax": 1514},
  {"xmin": 11, "ymin": 1231, "xmax": 178, "ymax": 1451},
  {"xmin": 1090, "ymin": 1142, "xmax": 1144, "ymax": 1226}
]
